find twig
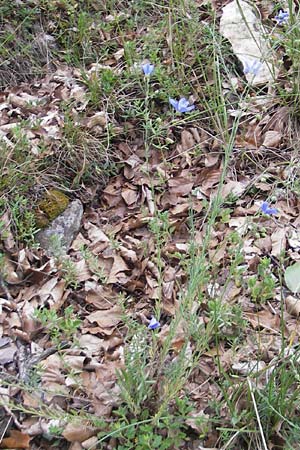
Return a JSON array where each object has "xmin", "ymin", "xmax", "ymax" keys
[
  {"xmin": 20, "ymin": 341, "xmax": 70, "ymax": 382},
  {"xmin": 0, "ymin": 275, "xmax": 13, "ymax": 302},
  {"xmin": 247, "ymin": 377, "xmax": 269, "ymax": 450},
  {"xmin": 0, "ymin": 414, "xmax": 11, "ymax": 442},
  {"xmin": 2, "ymin": 404, "xmax": 24, "ymax": 430},
  {"xmin": 221, "ymin": 429, "xmax": 242, "ymax": 450}
]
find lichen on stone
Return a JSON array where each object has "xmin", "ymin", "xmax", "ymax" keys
[{"xmin": 35, "ymin": 189, "xmax": 70, "ymax": 228}]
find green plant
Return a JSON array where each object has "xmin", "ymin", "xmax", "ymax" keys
[
  {"xmin": 248, "ymin": 257, "xmax": 277, "ymax": 303},
  {"xmin": 60, "ymin": 257, "xmax": 79, "ymax": 289},
  {"xmin": 116, "ymin": 324, "xmax": 154, "ymax": 417},
  {"xmin": 9, "ymin": 195, "xmax": 39, "ymax": 245},
  {"xmin": 272, "ymin": 1, "xmax": 300, "ymax": 116},
  {"xmin": 97, "ymin": 399, "xmax": 191, "ymax": 450},
  {"xmin": 34, "ymin": 305, "xmax": 81, "ymax": 345},
  {"xmin": 47, "ymin": 234, "xmax": 79, "ymax": 288},
  {"xmin": 208, "ymin": 299, "xmax": 245, "ymax": 339},
  {"xmin": 80, "ymin": 245, "xmax": 107, "ymax": 282}
]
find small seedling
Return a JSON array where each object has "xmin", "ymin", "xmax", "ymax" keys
[
  {"xmin": 248, "ymin": 257, "xmax": 277, "ymax": 302},
  {"xmin": 34, "ymin": 305, "xmax": 81, "ymax": 346}
]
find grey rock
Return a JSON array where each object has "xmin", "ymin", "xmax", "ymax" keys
[{"xmin": 35, "ymin": 199, "xmax": 83, "ymax": 256}]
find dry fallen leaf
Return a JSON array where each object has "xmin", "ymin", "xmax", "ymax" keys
[
  {"xmin": 232, "ymin": 360, "xmax": 266, "ymax": 375},
  {"xmin": 168, "ymin": 177, "xmax": 194, "ymax": 196},
  {"xmin": 181, "ymin": 129, "xmax": 196, "ymax": 151},
  {"xmin": 106, "ymin": 255, "xmax": 129, "ymax": 284},
  {"xmin": 262, "ymin": 130, "xmax": 282, "ymax": 148},
  {"xmin": 271, "ymin": 227, "xmax": 286, "ymax": 257},
  {"xmin": 38, "ymin": 277, "xmax": 67, "ymax": 310},
  {"xmin": 121, "ymin": 186, "xmax": 139, "ymax": 206},
  {"xmin": 84, "ymin": 111, "xmax": 107, "ymax": 128},
  {"xmin": 286, "ymin": 296, "xmax": 300, "ymax": 317},
  {"xmin": 0, "ymin": 342, "xmax": 17, "ymax": 365},
  {"xmin": 197, "ymin": 168, "xmax": 222, "ymax": 195},
  {"xmin": 62, "ymin": 422, "xmax": 96, "ymax": 443},
  {"xmin": 245, "ymin": 310, "xmax": 280, "ymax": 332},
  {"xmin": 221, "ymin": 179, "xmax": 248, "ymax": 199},
  {"xmin": 86, "ymin": 305, "xmax": 122, "ymax": 329},
  {"xmin": 0, "ymin": 430, "xmax": 30, "ymax": 449}
]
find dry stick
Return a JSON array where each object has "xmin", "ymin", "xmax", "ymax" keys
[
  {"xmin": 0, "ymin": 415, "xmax": 12, "ymax": 441},
  {"xmin": 221, "ymin": 429, "xmax": 243, "ymax": 450},
  {"xmin": 247, "ymin": 377, "xmax": 269, "ymax": 450},
  {"xmin": 2, "ymin": 404, "xmax": 24, "ymax": 430},
  {"xmin": 0, "ymin": 275, "xmax": 14, "ymax": 302}
]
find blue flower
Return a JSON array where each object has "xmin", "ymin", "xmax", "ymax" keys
[
  {"xmin": 142, "ymin": 63, "xmax": 155, "ymax": 76},
  {"xmin": 148, "ymin": 316, "xmax": 160, "ymax": 330},
  {"xmin": 243, "ymin": 60, "xmax": 262, "ymax": 76},
  {"xmin": 260, "ymin": 201, "xmax": 278, "ymax": 216},
  {"xmin": 274, "ymin": 10, "xmax": 289, "ymax": 25},
  {"xmin": 169, "ymin": 97, "xmax": 195, "ymax": 113}
]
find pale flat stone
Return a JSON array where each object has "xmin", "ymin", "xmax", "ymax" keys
[
  {"xmin": 220, "ymin": 0, "xmax": 278, "ymax": 85},
  {"xmin": 36, "ymin": 199, "xmax": 83, "ymax": 255}
]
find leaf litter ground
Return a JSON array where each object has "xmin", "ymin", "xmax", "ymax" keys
[{"xmin": 1, "ymin": 1, "xmax": 300, "ymax": 449}]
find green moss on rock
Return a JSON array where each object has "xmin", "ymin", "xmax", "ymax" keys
[{"xmin": 35, "ymin": 189, "xmax": 70, "ymax": 228}]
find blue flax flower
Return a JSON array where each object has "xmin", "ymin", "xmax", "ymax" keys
[
  {"xmin": 169, "ymin": 97, "xmax": 195, "ymax": 113},
  {"xmin": 243, "ymin": 60, "xmax": 262, "ymax": 76},
  {"xmin": 148, "ymin": 316, "xmax": 160, "ymax": 330},
  {"xmin": 261, "ymin": 201, "xmax": 278, "ymax": 216},
  {"xmin": 274, "ymin": 10, "xmax": 289, "ymax": 25},
  {"xmin": 142, "ymin": 63, "xmax": 155, "ymax": 76}
]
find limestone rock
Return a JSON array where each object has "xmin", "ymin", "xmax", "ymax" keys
[
  {"xmin": 220, "ymin": 0, "xmax": 279, "ymax": 85},
  {"xmin": 36, "ymin": 199, "xmax": 83, "ymax": 255}
]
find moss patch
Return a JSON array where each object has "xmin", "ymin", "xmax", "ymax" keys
[{"xmin": 35, "ymin": 189, "xmax": 70, "ymax": 228}]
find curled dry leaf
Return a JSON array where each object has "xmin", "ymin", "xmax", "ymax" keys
[
  {"xmin": 0, "ymin": 212, "xmax": 16, "ymax": 251},
  {"xmin": 221, "ymin": 179, "xmax": 248, "ymax": 199},
  {"xmin": 181, "ymin": 129, "xmax": 196, "ymax": 151},
  {"xmin": 8, "ymin": 93, "xmax": 39, "ymax": 109},
  {"xmin": 79, "ymin": 334, "xmax": 104, "ymax": 356},
  {"xmin": 62, "ymin": 422, "xmax": 97, "ymax": 443},
  {"xmin": 0, "ymin": 342, "xmax": 17, "ymax": 364},
  {"xmin": 85, "ymin": 223, "xmax": 109, "ymax": 245},
  {"xmin": 245, "ymin": 310, "xmax": 280, "ymax": 332},
  {"xmin": 286, "ymin": 296, "xmax": 300, "ymax": 317},
  {"xmin": 254, "ymin": 236, "xmax": 272, "ymax": 254},
  {"xmin": 84, "ymin": 282, "xmax": 117, "ymax": 309},
  {"xmin": 204, "ymin": 153, "xmax": 219, "ymax": 167},
  {"xmin": 262, "ymin": 130, "xmax": 282, "ymax": 148},
  {"xmin": 1, "ymin": 254, "xmax": 21, "ymax": 284},
  {"xmin": 83, "ymin": 111, "xmax": 107, "ymax": 129},
  {"xmin": 118, "ymin": 245, "xmax": 137, "ymax": 263},
  {"xmin": 186, "ymin": 411, "xmax": 210, "ymax": 434},
  {"xmin": 121, "ymin": 186, "xmax": 139, "ymax": 206},
  {"xmin": 81, "ymin": 362, "xmax": 121, "ymax": 416},
  {"xmin": 107, "ymin": 255, "xmax": 129, "ymax": 284},
  {"xmin": 82, "ymin": 436, "xmax": 98, "ymax": 449},
  {"xmin": 86, "ymin": 305, "xmax": 122, "ymax": 330},
  {"xmin": 0, "ymin": 430, "xmax": 30, "ymax": 449},
  {"xmin": 168, "ymin": 177, "xmax": 194, "ymax": 196},
  {"xmin": 232, "ymin": 360, "xmax": 266, "ymax": 375},
  {"xmin": 197, "ymin": 167, "xmax": 222, "ymax": 196},
  {"xmin": 73, "ymin": 259, "xmax": 91, "ymax": 282},
  {"xmin": 271, "ymin": 227, "xmax": 287, "ymax": 257},
  {"xmin": 38, "ymin": 277, "xmax": 67, "ymax": 310}
]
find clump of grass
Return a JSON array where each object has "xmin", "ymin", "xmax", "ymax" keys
[{"xmin": 2, "ymin": 194, "xmax": 39, "ymax": 246}]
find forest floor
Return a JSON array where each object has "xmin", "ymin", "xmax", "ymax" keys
[{"xmin": 1, "ymin": 1, "xmax": 300, "ymax": 449}]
